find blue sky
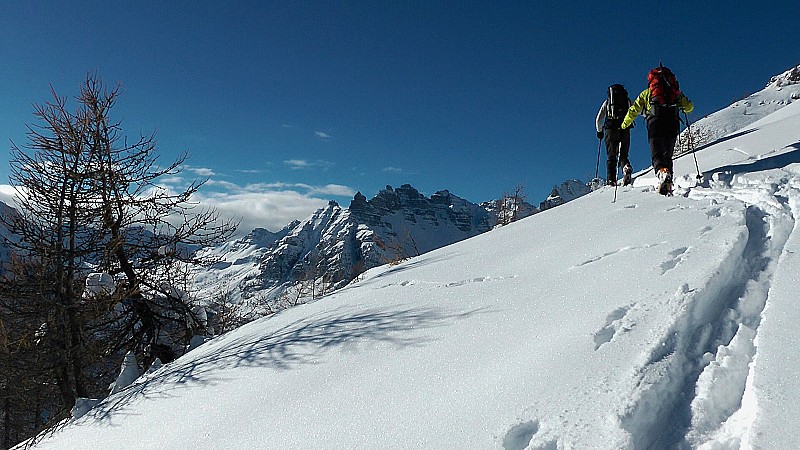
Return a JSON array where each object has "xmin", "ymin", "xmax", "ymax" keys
[{"xmin": 1, "ymin": 1, "xmax": 798, "ymax": 233}]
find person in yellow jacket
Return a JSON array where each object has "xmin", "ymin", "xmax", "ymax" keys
[{"xmin": 621, "ymin": 65, "xmax": 694, "ymax": 195}]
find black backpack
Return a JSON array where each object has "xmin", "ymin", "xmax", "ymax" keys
[{"xmin": 606, "ymin": 84, "xmax": 629, "ymax": 121}]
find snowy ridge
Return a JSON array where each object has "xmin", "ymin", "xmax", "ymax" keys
[
  {"xmin": 677, "ymin": 63, "xmax": 800, "ymax": 156},
  {"xmin": 191, "ymin": 225, "xmax": 293, "ymax": 300},
  {"xmin": 23, "ymin": 66, "xmax": 800, "ymax": 449},
  {"xmin": 539, "ymin": 179, "xmax": 591, "ymax": 210}
]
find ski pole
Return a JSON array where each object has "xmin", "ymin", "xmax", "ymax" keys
[
  {"xmin": 683, "ymin": 111, "xmax": 702, "ymax": 182},
  {"xmin": 595, "ymin": 139, "xmax": 602, "ymax": 181}
]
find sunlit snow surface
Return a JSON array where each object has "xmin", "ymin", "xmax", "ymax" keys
[{"xmin": 26, "ymin": 82, "xmax": 800, "ymax": 449}]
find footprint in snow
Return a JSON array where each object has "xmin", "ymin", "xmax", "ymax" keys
[
  {"xmin": 443, "ymin": 276, "xmax": 514, "ymax": 288},
  {"xmin": 660, "ymin": 247, "xmax": 688, "ymax": 275},
  {"xmin": 502, "ymin": 420, "xmax": 539, "ymax": 450},
  {"xmin": 666, "ymin": 204, "xmax": 689, "ymax": 212},
  {"xmin": 573, "ymin": 243, "xmax": 661, "ymax": 268},
  {"xmin": 593, "ymin": 305, "xmax": 633, "ymax": 349},
  {"xmin": 446, "ymin": 277, "xmax": 487, "ymax": 287}
]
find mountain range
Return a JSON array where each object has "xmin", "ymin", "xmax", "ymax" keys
[
  {"xmin": 193, "ymin": 181, "xmax": 588, "ymax": 306},
  {"xmin": 18, "ymin": 63, "xmax": 800, "ymax": 449}
]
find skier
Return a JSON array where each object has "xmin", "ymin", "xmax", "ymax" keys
[
  {"xmin": 596, "ymin": 84, "xmax": 633, "ymax": 186},
  {"xmin": 621, "ymin": 64, "xmax": 694, "ymax": 195}
]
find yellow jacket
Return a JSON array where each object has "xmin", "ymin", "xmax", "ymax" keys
[{"xmin": 620, "ymin": 89, "xmax": 694, "ymax": 129}]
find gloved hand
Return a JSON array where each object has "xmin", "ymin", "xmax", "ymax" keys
[{"xmin": 596, "ymin": 131, "xmax": 604, "ymax": 140}]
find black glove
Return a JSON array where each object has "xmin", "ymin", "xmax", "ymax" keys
[{"xmin": 596, "ymin": 131, "xmax": 604, "ymax": 140}]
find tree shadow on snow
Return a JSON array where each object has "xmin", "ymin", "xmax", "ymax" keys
[{"xmin": 82, "ymin": 304, "xmax": 491, "ymax": 424}]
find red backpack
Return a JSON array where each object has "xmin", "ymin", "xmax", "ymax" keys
[{"xmin": 648, "ymin": 65, "xmax": 681, "ymax": 106}]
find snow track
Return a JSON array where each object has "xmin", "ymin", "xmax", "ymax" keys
[{"xmin": 621, "ymin": 174, "xmax": 796, "ymax": 448}]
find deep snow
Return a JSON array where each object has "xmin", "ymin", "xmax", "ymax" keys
[{"xmin": 23, "ymin": 72, "xmax": 800, "ymax": 449}]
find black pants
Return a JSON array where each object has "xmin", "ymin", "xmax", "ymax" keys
[
  {"xmin": 648, "ymin": 136, "xmax": 678, "ymax": 174},
  {"xmin": 604, "ymin": 127, "xmax": 630, "ymax": 182},
  {"xmin": 646, "ymin": 115, "xmax": 680, "ymax": 174}
]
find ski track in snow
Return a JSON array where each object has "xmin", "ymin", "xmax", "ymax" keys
[
  {"xmin": 618, "ymin": 172, "xmax": 796, "ymax": 448},
  {"xmin": 532, "ymin": 169, "xmax": 798, "ymax": 448},
  {"xmin": 376, "ymin": 274, "xmax": 517, "ymax": 290}
]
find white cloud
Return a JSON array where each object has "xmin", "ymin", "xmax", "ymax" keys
[
  {"xmin": 192, "ymin": 180, "xmax": 358, "ymax": 237},
  {"xmin": 244, "ymin": 182, "xmax": 312, "ymax": 191},
  {"xmin": 204, "ymin": 179, "xmax": 242, "ymax": 191},
  {"xmin": 309, "ymin": 184, "xmax": 357, "ymax": 197},
  {"xmin": 235, "ymin": 169, "xmax": 270, "ymax": 174},
  {"xmin": 159, "ymin": 175, "xmax": 189, "ymax": 187},
  {"xmin": 193, "ymin": 190, "xmax": 329, "ymax": 236},
  {"xmin": 183, "ymin": 165, "xmax": 216, "ymax": 177},
  {"xmin": 382, "ymin": 166, "xmax": 403, "ymax": 173},
  {"xmin": 315, "ymin": 131, "xmax": 331, "ymax": 139},
  {"xmin": 197, "ymin": 180, "xmax": 359, "ymax": 236},
  {"xmin": 284, "ymin": 159, "xmax": 311, "ymax": 170},
  {"xmin": 234, "ymin": 182, "xmax": 354, "ymax": 197},
  {"xmin": 283, "ymin": 159, "xmax": 333, "ymax": 171}
]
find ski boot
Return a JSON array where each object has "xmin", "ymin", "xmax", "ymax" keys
[
  {"xmin": 622, "ymin": 164, "xmax": 632, "ymax": 186},
  {"xmin": 657, "ymin": 168, "xmax": 673, "ymax": 196}
]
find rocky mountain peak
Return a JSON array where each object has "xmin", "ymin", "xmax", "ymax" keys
[
  {"xmin": 767, "ymin": 64, "xmax": 800, "ymax": 88},
  {"xmin": 195, "ymin": 182, "xmax": 587, "ymax": 306}
]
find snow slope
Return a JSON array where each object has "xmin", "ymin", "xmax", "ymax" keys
[
  {"xmin": 674, "ymin": 64, "xmax": 800, "ymax": 159},
  {"xmin": 26, "ymin": 74, "xmax": 800, "ymax": 449}
]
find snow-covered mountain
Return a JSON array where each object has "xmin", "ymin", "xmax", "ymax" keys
[
  {"xmin": 677, "ymin": 63, "xmax": 800, "ymax": 156},
  {"xmin": 538, "ymin": 179, "xmax": 592, "ymax": 210},
  {"xmin": 25, "ymin": 65, "xmax": 800, "ymax": 449},
  {"xmin": 194, "ymin": 184, "xmax": 542, "ymax": 304}
]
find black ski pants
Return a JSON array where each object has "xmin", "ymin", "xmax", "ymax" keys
[
  {"xmin": 646, "ymin": 115, "xmax": 681, "ymax": 174},
  {"xmin": 603, "ymin": 127, "xmax": 630, "ymax": 182}
]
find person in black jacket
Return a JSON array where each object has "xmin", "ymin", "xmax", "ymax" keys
[{"xmin": 596, "ymin": 84, "xmax": 633, "ymax": 186}]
